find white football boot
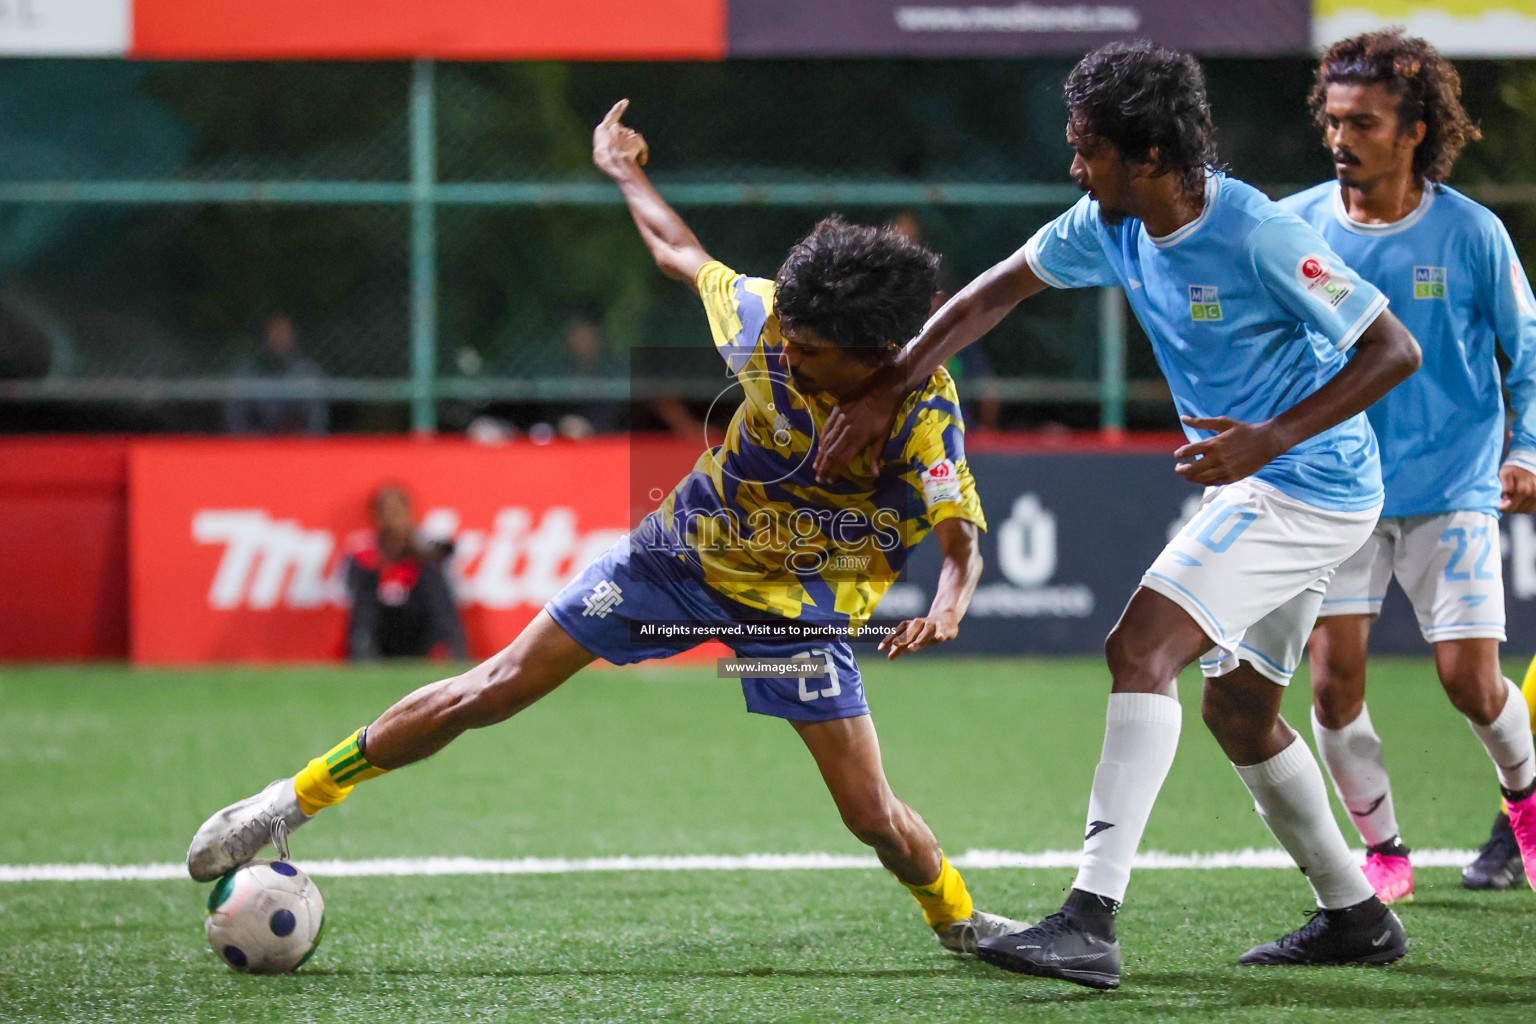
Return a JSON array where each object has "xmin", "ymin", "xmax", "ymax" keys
[
  {"xmin": 186, "ymin": 778, "xmax": 313, "ymax": 882},
  {"xmin": 935, "ymin": 909, "xmax": 1032, "ymax": 955}
]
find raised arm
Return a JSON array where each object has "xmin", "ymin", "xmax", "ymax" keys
[
  {"xmin": 593, "ymin": 99, "xmax": 712, "ymax": 290},
  {"xmin": 1174, "ymin": 309, "xmax": 1421, "ymax": 485},
  {"xmin": 814, "ymin": 248, "xmax": 1047, "ymax": 481}
]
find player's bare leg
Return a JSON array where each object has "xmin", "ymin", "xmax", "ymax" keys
[
  {"xmin": 363, "ymin": 611, "xmax": 595, "ymax": 768},
  {"xmin": 1434, "ymin": 637, "xmax": 1536, "ymax": 890},
  {"xmin": 187, "ymin": 612, "xmax": 595, "ymax": 881},
  {"xmin": 1309, "ymin": 614, "xmax": 1372, "ymax": 730},
  {"xmin": 794, "ymin": 715, "xmax": 941, "ymax": 884},
  {"xmin": 1466, "ymin": 656, "xmax": 1536, "ymax": 888},
  {"xmin": 1200, "ymin": 661, "xmax": 1404, "ymax": 966},
  {"xmin": 1434, "ymin": 637, "xmax": 1522, "ymax": 729},
  {"xmin": 978, "ymin": 588, "xmax": 1401, "ymax": 987},
  {"xmin": 1307, "ymin": 614, "xmax": 1412, "ymax": 902},
  {"xmin": 792, "ymin": 715, "xmax": 1025, "ymax": 953}
]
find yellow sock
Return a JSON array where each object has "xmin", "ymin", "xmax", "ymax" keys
[
  {"xmin": 292, "ymin": 728, "xmax": 390, "ymax": 816},
  {"xmin": 904, "ymin": 854, "xmax": 974, "ymax": 929},
  {"xmin": 1522, "ymin": 655, "xmax": 1536, "ymax": 734}
]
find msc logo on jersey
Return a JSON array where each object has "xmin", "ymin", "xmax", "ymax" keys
[
  {"xmin": 1413, "ymin": 266, "xmax": 1447, "ymax": 299},
  {"xmin": 1188, "ymin": 285, "xmax": 1223, "ymax": 321},
  {"xmin": 1296, "ymin": 254, "xmax": 1354, "ymax": 310}
]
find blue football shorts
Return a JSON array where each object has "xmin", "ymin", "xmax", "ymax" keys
[{"xmin": 544, "ymin": 533, "xmax": 868, "ymax": 722}]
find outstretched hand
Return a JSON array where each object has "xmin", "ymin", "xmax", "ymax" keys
[
  {"xmin": 1173, "ymin": 415, "xmax": 1285, "ymax": 486},
  {"xmin": 877, "ymin": 612, "xmax": 959, "ymax": 660},
  {"xmin": 593, "ymin": 99, "xmax": 649, "ymax": 179}
]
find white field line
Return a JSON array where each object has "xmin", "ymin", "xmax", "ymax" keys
[{"xmin": 0, "ymin": 848, "xmax": 1481, "ymax": 883}]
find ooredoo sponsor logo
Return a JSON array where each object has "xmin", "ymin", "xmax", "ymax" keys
[{"xmin": 1296, "ymin": 253, "xmax": 1353, "ymax": 310}]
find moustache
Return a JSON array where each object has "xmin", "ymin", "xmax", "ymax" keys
[{"xmin": 1332, "ymin": 150, "xmax": 1361, "ymax": 166}]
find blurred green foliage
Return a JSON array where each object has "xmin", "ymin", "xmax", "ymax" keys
[{"xmin": 5, "ymin": 56, "xmax": 1536, "ymax": 414}]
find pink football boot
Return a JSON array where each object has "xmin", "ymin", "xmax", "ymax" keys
[
  {"xmin": 1362, "ymin": 850, "xmax": 1413, "ymax": 904},
  {"xmin": 1505, "ymin": 791, "xmax": 1536, "ymax": 891}
]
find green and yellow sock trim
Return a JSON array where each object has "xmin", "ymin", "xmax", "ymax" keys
[{"xmin": 292, "ymin": 728, "xmax": 389, "ymax": 816}]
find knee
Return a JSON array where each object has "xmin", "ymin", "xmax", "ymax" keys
[
  {"xmin": 1199, "ymin": 686, "xmax": 1232, "ymax": 738},
  {"xmin": 840, "ymin": 797, "xmax": 903, "ymax": 850},
  {"xmin": 1311, "ymin": 685, "xmax": 1363, "ymax": 730},
  {"xmin": 1439, "ymin": 664, "xmax": 1507, "ymax": 726},
  {"xmin": 1310, "ymin": 648, "xmax": 1364, "ymax": 695},
  {"xmin": 1200, "ymin": 685, "xmax": 1262, "ymax": 743},
  {"xmin": 1105, "ymin": 626, "xmax": 1175, "ymax": 692}
]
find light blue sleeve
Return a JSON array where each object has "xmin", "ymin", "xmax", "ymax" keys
[
  {"xmin": 1021, "ymin": 195, "xmax": 1119, "ymax": 289},
  {"xmin": 1249, "ymin": 214, "xmax": 1389, "ymax": 352},
  {"xmin": 1484, "ymin": 221, "xmax": 1536, "ymax": 467}
]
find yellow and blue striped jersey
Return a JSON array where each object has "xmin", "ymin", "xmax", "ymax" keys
[{"xmin": 645, "ymin": 260, "xmax": 985, "ymax": 627}]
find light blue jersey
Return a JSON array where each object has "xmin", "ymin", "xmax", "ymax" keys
[
  {"xmin": 1025, "ymin": 172, "xmax": 1388, "ymax": 512},
  {"xmin": 1279, "ymin": 182, "xmax": 1536, "ymax": 517}
]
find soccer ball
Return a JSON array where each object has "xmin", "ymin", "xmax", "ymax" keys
[{"xmin": 204, "ymin": 859, "xmax": 325, "ymax": 973}]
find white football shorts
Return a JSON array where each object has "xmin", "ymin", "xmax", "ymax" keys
[
  {"xmin": 1318, "ymin": 510, "xmax": 1506, "ymax": 644},
  {"xmin": 1141, "ymin": 477, "xmax": 1380, "ymax": 686}
]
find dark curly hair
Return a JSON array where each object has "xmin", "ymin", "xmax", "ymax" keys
[
  {"xmin": 1063, "ymin": 40, "xmax": 1219, "ymax": 196},
  {"xmin": 772, "ymin": 216, "xmax": 939, "ymax": 364},
  {"xmin": 1311, "ymin": 29, "xmax": 1481, "ymax": 183}
]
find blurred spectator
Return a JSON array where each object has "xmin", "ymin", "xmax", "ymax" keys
[
  {"xmin": 888, "ymin": 211, "xmax": 1001, "ymax": 433},
  {"xmin": 224, "ymin": 313, "xmax": 329, "ymax": 435},
  {"xmin": 540, "ymin": 312, "xmax": 703, "ymax": 441},
  {"xmin": 343, "ymin": 484, "xmax": 468, "ymax": 661},
  {"xmin": 546, "ymin": 313, "xmax": 622, "ymax": 438}
]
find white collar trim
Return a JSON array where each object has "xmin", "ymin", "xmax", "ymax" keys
[
  {"xmin": 1330, "ymin": 182, "xmax": 1434, "ymax": 236},
  {"xmin": 1146, "ymin": 173, "xmax": 1218, "ymax": 248}
]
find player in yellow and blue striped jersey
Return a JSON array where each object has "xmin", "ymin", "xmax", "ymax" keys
[{"xmin": 185, "ymin": 99, "xmax": 1024, "ymax": 957}]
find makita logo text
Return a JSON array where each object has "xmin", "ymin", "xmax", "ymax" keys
[{"xmin": 192, "ymin": 508, "xmax": 623, "ymax": 611}]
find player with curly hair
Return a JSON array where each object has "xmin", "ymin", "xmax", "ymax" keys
[
  {"xmin": 814, "ymin": 40, "xmax": 1424, "ymax": 987},
  {"xmin": 1281, "ymin": 29, "xmax": 1536, "ymax": 902},
  {"xmin": 182, "ymin": 100, "xmax": 1029, "ymax": 958}
]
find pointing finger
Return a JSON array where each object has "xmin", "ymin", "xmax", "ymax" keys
[{"xmin": 601, "ymin": 99, "xmax": 629, "ymax": 126}]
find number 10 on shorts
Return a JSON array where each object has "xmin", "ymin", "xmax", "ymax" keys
[{"xmin": 1183, "ymin": 500, "xmax": 1259, "ymax": 554}]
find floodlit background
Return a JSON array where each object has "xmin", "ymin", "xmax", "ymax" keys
[{"xmin": 3, "ymin": 6, "xmax": 1536, "ymax": 1023}]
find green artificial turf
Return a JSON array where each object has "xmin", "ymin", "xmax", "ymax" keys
[{"xmin": 1, "ymin": 657, "xmax": 1533, "ymax": 1022}]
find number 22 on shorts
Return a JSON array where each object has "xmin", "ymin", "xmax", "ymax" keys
[{"xmin": 1442, "ymin": 525, "xmax": 1498, "ymax": 582}]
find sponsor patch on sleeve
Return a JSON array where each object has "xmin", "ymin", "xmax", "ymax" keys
[
  {"xmin": 920, "ymin": 458, "xmax": 963, "ymax": 508},
  {"xmin": 1296, "ymin": 254, "xmax": 1353, "ymax": 310}
]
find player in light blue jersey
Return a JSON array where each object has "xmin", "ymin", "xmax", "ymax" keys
[
  {"xmin": 1281, "ymin": 31, "xmax": 1536, "ymax": 902},
  {"xmin": 814, "ymin": 42, "xmax": 1423, "ymax": 988}
]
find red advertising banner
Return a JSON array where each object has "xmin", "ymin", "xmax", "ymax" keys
[
  {"xmin": 130, "ymin": 0, "xmax": 727, "ymax": 60},
  {"xmin": 127, "ymin": 437, "xmax": 701, "ymax": 664},
  {"xmin": 0, "ymin": 438, "xmax": 130, "ymax": 659}
]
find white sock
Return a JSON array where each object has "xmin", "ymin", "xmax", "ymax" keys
[
  {"xmin": 1468, "ymin": 679, "xmax": 1536, "ymax": 793},
  {"xmin": 1310, "ymin": 704, "xmax": 1400, "ymax": 847},
  {"xmin": 1071, "ymin": 691, "xmax": 1183, "ymax": 903},
  {"xmin": 1233, "ymin": 735, "xmax": 1375, "ymax": 910}
]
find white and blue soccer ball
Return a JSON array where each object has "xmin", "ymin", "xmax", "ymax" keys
[{"xmin": 204, "ymin": 859, "xmax": 325, "ymax": 973}]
